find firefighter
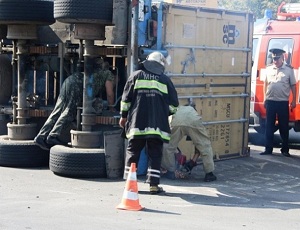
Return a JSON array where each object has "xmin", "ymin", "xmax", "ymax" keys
[
  {"xmin": 119, "ymin": 51, "xmax": 179, "ymax": 194},
  {"xmin": 260, "ymin": 48, "xmax": 296, "ymax": 157},
  {"xmin": 161, "ymin": 105, "xmax": 217, "ymax": 182}
]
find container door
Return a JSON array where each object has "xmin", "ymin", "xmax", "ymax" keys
[{"xmin": 162, "ymin": 4, "xmax": 254, "ymax": 160}]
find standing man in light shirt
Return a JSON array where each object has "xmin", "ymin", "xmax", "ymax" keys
[{"xmin": 260, "ymin": 48, "xmax": 296, "ymax": 157}]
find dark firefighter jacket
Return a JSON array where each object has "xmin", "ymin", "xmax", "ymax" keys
[{"xmin": 120, "ymin": 69, "xmax": 179, "ymax": 142}]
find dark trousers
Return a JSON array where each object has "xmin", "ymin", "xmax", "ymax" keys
[
  {"xmin": 124, "ymin": 138, "xmax": 163, "ymax": 185},
  {"xmin": 36, "ymin": 97, "xmax": 77, "ymax": 140},
  {"xmin": 265, "ymin": 100, "xmax": 289, "ymax": 153}
]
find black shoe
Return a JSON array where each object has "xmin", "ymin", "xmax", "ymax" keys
[
  {"xmin": 204, "ymin": 172, "xmax": 217, "ymax": 182},
  {"xmin": 281, "ymin": 151, "xmax": 291, "ymax": 157},
  {"xmin": 182, "ymin": 160, "xmax": 197, "ymax": 174},
  {"xmin": 34, "ymin": 136, "xmax": 50, "ymax": 150},
  {"xmin": 150, "ymin": 185, "xmax": 164, "ymax": 195},
  {"xmin": 260, "ymin": 151, "xmax": 272, "ymax": 155},
  {"xmin": 46, "ymin": 136, "xmax": 66, "ymax": 146}
]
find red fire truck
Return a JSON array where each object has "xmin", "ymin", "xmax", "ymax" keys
[{"xmin": 251, "ymin": 1, "xmax": 300, "ymax": 133}]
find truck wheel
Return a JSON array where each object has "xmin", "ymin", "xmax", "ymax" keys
[
  {"xmin": 0, "ymin": 136, "xmax": 49, "ymax": 167},
  {"xmin": 54, "ymin": 0, "xmax": 113, "ymax": 24},
  {"xmin": 50, "ymin": 145, "xmax": 106, "ymax": 178},
  {"xmin": 0, "ymin": 114, "xmax": 9, "ymax": 135},
  {"xmin": 0, "ymin": 54, "xmax": 12, "ymax": 104},
  {"xmin": 0, "ymin": 0, "xmax": 54, "ymax": 25},
  {"xmin": 254, "ymin": 126, "xmax": 265, "ymax": 134},
  {"xmin": 293, "ymin": 121, "xmax": 300, "ymax": 132},
  {"xmin": 254, "ymin": 118, "xmax": 278, "ymax": 134},
  {"xmin": 0, "ymin": 25, "xmax": 7, "ymax": 39}
]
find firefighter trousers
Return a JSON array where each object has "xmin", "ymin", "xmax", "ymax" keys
[{"xmin": 124, "ymin": 138, "xmax": 163, "ymax": 185}]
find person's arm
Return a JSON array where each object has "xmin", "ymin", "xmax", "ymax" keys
[
  {"xmin": 167, "ymin": 78, "xmax": 179, "ymax": 115},
  {"xmin": 105, "ymin": 80, "xmax": 115, "ymax": 112},
  {"xmin": 290, "ymin": 84, "xmax": 296, "ymax": 109},
  {"xmin": 119, "ymin": 117, "xmax": 127, "ymax": 128},
  {"xmin": 290, "ymin": 68, "xmax": 297, "ymax": 110},
  {"xmin": 263, "ymin": 77, "xmax": 268, "ymax": 108},
  {"xmin": 119, "ymin": 74, "xmax": 135, "ymax": 128}
]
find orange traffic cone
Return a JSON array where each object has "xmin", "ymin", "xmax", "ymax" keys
[{"xmin": 116, "ymin": 163, "xmax": 143, "ymax": 211}]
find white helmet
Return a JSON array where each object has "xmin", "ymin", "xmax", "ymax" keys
[
  {"xmin": 146, "ymin": 51, "xmax": 167, "ymax": 67},
  {"xmin": 142, "ymin": 51, "xmax": 169, "ymax": 75}
]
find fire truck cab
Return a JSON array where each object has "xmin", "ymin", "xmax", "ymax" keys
[{"xmin": 251, "ymin": 2, "xmax": 300, "ymax": 134}]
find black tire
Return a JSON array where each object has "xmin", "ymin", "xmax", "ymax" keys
[
  {"xmin": 54, "ymin": 0, "xmax": 113, "ymax": 24},
  {"xmin": 0, "ymin": 115, "xmax": 9, "ymax": 135},
  {"xmin": 50, "ymin": 145, "xmax": 106, "ymax": 178},
  {"xmin": 254, "ymin": 125, "xmax": 265, "ymax": 135},
  {"xmin": 0, "ymin": 25, "xmax": 7, "ymax": 39},
  {"xmin": 0, "ymin": 0, "xmax": 54, "ymax": 25},
  {"xmin": 0, "ymin": 136, "xmax": 49, "ymax": 167},
  {"xmin": 254, "ymin": 118, "xmax": 279, "ymax": 134},
  {"xmin": 0, "ymin": 54, "xmax": 12, "ymax": 104}
]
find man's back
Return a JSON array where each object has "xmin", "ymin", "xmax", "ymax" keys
[
  {"xmin": 93, "ymin": 69, "xmax": 114, "ymax": 97},
  {"xmin": 59, "ymin": 72, "xmax": 83, "ymax": 104},
  {"xmin": 170, "ymin": 105, "xmax": 200, "ymax": 127},
  {"xmin": 121, "ymin": 68, "xmax": 178, "ymax": 142}
]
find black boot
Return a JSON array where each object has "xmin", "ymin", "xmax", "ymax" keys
[
  {"xmin": 204, "ymin": 172, "xmax": 217, "ymax": 182},
  {"xmin": 149, "ymin": 184, "xmax": 164, "ymax": 195},
  {"xmin": 34, "ymin": 136, "xmax": 50, "ymax": 150},
  {"xmin": 46, "ymin": 136, "xmax": 67, "ymax": 146}
]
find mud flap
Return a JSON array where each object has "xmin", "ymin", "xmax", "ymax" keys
[{"xmin": 104, "ymin": 129, "xmax": 125, "ymax": 179}]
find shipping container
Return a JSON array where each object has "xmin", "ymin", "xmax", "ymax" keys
[
  {"xmin": 163, "ymin": 0, "xmax": 218, "ymax": 8},
  {"xmin": 161, "ymin": 4, "xmax": 253, "ymax": 159}
]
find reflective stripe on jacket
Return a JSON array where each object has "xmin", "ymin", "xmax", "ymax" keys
[{"xmin": 120, "ymin": 69, "xmax": 179, "ymax": 142}]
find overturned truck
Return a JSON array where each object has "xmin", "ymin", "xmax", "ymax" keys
[{"xmin": 0, "ymin": 0, "xmax": 253, "ymax": 178}]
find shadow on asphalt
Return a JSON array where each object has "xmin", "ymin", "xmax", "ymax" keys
[
  {"xmin": 158, "ymin": 152, "xmax": 300, "ymax": 211},
  {"xmin": 141, "ymin": 208, "xmax": 181, "ymax": 215},
  {"xmin": 249, "ymin": 128, "xmax": 300, "ymax": 149},
  {"xmin": 161, "ymin": 189, "xmax": 300, "ymax": 210}
]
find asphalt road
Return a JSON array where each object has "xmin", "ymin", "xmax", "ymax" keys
[{"xmin": 0, "ymin": 129, "xmax": 299, "ymax": 230}]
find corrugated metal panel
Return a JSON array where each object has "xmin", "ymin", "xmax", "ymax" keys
[
  {"xmin": 162, "ymin": 4, "xmax": 254, "ymax": 160},
  {"xmin": 163, "ymin": 0, "xmax": 218, "ymax": 8}
]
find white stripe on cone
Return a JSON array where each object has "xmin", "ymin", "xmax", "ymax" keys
[{"xmin": 122, "ymin": 190, "xmax": 139, "ymax": 201}]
